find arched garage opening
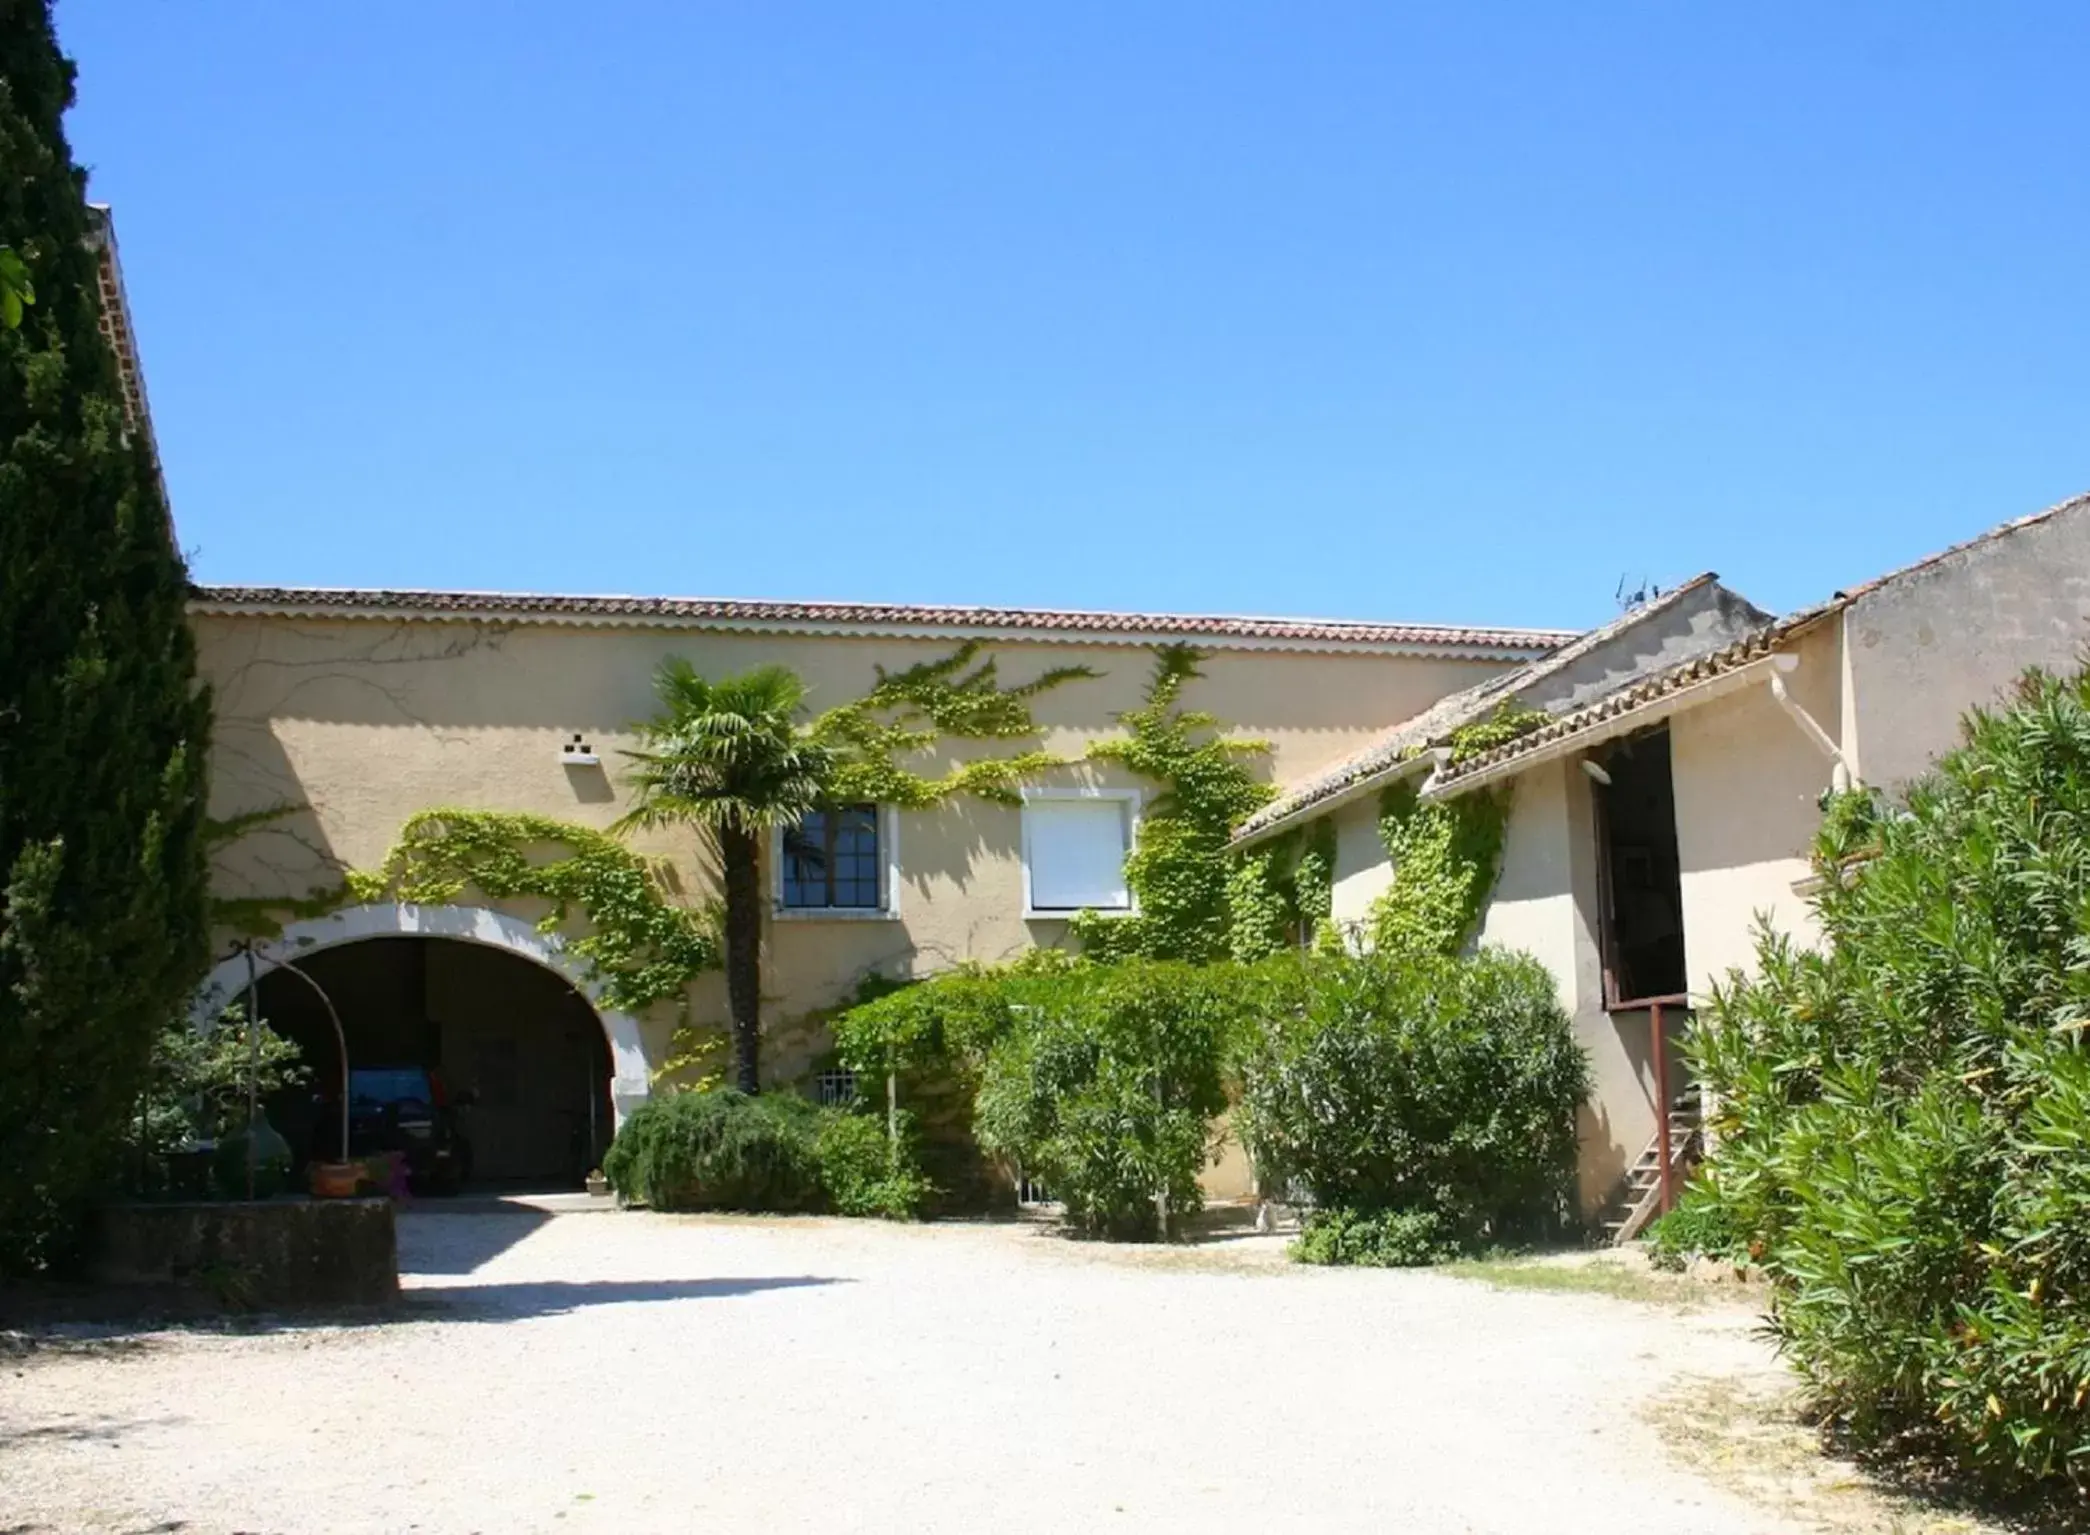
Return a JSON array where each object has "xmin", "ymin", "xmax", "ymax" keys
[
  {"xmin": 255, "ymin": 937, "xmax": 612, "ymax": 1190},
  {"xmin": 195, "ymin": 904, "xmax": 652, "ymax": 1193}
]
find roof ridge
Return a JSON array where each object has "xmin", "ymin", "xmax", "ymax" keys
[
  {"xmin": 1230, "ymin": 573, "xmax": 1739, "ymax": 843},
  {"xmin": 187, "ymin": 584, "xmax": 1578, "ymax": 654}
]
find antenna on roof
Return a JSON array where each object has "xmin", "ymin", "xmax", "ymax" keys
[{"xmin": 1615, "ymin": 574, "xmax": 1664, "ymax": 612}]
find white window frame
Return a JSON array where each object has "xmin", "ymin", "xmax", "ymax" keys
[
  {"xmin": 771, "ymin": 803, "xmax": 902, "ymax": 922},
  {"xmin": 1019, "ymin": 787, "xmax": 1141, "ymax": 921}
]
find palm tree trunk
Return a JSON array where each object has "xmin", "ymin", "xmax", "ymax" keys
[{"xmin": 721, "ymin": 825, "xmax": 764, "ymax": 1094}]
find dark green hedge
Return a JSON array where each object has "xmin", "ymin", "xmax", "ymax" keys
[
  {"xmin": 1685, "ymin": 666, "xmax": 2090, "ymax": 1494},
  {"xmin": 1, "ymin": 0, "xmax": 212, "ymax": 1272}
]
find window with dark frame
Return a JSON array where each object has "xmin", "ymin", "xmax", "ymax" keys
[
  {"xmin": 781, "ymin": 803, "xmax": 883, "ymax": 911},
  {"xmin": 1590, "ymin": 727, "xmax": 1688, "ymax": 1008}
]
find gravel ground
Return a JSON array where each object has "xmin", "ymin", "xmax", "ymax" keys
[{"xmin": 4, "ymin": 1209, "xmax": 1817, "ymax": 1534}]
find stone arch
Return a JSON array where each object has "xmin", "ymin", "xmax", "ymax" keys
[{"xmin": 194, "ymin": 902, "xmax": 652, "ymax": 1127}]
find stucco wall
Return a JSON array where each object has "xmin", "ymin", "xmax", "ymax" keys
[
  {"xmin": 1327, "ymin": 792, "xmax": 1393, "ymax": 932},
  {"xmin": 1476, "ymin": 758, "xmax": 1576, "ymax": 978},
  {"xmin": 1846, "ymin": 498, "xmax": 2090, "ymax": 791},
  {"xmin": 1669, "ymin": 623, "xmax": 1838, "ymax": 991},
  {"xmin": 1474, "ymin": 755, "xmax": 1650, "ymax": 1213},
  {"xmin": 1528, "ymin": 583, "xmax": 1771, "ymax": 715},
  {"xmin": 196, "ymin": 611, "xmax": 1507, "ymax": 1089},
  {"xmin": 1472, "ymin": 658, "xmax": 1845, "ymax": 1217}
]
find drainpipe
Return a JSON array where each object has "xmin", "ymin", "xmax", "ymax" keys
[{"xmin": 1767, "ymin": 655, "xmax": 1858, "ymax": 791}]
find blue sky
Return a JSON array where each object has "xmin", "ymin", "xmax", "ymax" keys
[{"xmin": 54, "ymin": 3, "xmax": 2090, "ymax": 631}]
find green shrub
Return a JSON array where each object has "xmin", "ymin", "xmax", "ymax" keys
[
  {"xmin": 602, "ymin": 1087, "xmax": 934, "ymax": 1219},
  {"xmin": 813, "ymin": 1107, "xmax": 932, "ymax": 1220},
  {"xmin": 2, "ymin": 2, "xmax": 215, "ymax": 1273},
  {"xmin": 972, "ymin": 960, "xmax": 1240, "ymax": 1240},
  {"xmin": 1237, "ymin": 947, "xmax": 1586, "ymax": 1260},
  {"xmin": 1685, "ymin": 667, "xmax": 2090, "ymax": 1493},
  {"xmin": 1292, "ymin": 1207, "xmax": 1454, "ymax": 1268},
  {"xmin": 603, "ymin": 1089, "xmax": 823, "ymax": 1212},
  {"xmin": 1644, "ymin": 1185, "xmax": 1742, "ymax": 1272}
]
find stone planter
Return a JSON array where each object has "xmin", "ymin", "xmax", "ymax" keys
[{"xmin": 93, "ymin": 1197, "xmax": 399, "ymax": 1309}]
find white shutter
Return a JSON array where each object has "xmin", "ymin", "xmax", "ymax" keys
[{"xmin": 1025, "ymin": 798, "xmax": 1133, "ymax": 912}]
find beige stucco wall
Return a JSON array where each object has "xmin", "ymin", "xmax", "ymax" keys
[
  {"xmin": 1470, "ymin": 631, "xmax": 1846, "ymax": 1216},
  {"xmin": 1669, "ymin": 624, "xmax": 1839, "ymax": 992},
  {"xmin": 1327, "ymin": 792, "xmax": 1393, "ymax": 933},
  {"xmin": 1475, "ymin": 756, "xmax": 1647, "ymax": 1211},
  {"xmin": 196, "ymin": 611, "xmax": 1508, "ymax": 1113},
  {"xmin": 1845, "ymin": 497, "xmax": 2090, "ymax": 790}
]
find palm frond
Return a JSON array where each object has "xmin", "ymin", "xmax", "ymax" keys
[{"xmin": 616, "ymin": 659, "xmax": 836, "ymax": 841}]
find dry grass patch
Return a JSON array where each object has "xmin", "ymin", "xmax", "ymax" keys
[
  {"xmin": 1444, "ymin": 1247, "xmax": 1749, "ymax": 1308},
  {"xmin": 1646, "ymin": 1374, "xmax": 2073, "ymax": 1535}
]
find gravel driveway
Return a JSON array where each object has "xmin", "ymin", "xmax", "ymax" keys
[{"xmin": 3, "ymin": 1208, "xmax": 1803, "ymax": 1534}]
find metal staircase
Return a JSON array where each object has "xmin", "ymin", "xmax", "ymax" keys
[{"xmin": 1599, "ymin": 1086, "xmax": 1703, "ymax": 1246}]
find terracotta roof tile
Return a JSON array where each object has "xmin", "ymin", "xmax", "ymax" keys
[
  {"xmin": 1231, "ymin": 575, "xmax": 1726, "ymax": 842},
  {"xmin": 187, "ymin": 585, "xmax": 1576, "ymax": 657},
  {"xmin": 1429, "ymin": 604, "xmax": 1838, "ymax": 790}
]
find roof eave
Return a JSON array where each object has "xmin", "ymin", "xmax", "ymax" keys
[
  {"xmin": 1232, "ymin": 746, "xmax": 1442, "ymax": 848},
  {"xmin": 185, "ymin": 588, "xmax": 1573, "ymax": 660}
]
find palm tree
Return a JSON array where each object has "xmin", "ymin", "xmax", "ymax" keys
[{"xmin": 616, "ymin": 660, "xmax": 834, "ymax": 1093}]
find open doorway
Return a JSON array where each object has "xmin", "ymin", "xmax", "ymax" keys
[
  {"xmin": 1590, "ymin": 726, "xmax": 1686, "ymax": 1007},
  {"xmin": 254, "ymin": 936, "xmax": 613, "ymax": 1192}
]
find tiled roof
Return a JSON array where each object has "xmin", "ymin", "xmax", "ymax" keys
[
  {"xmin": 1427, "ymin": 488, "xmax": 2090, "ymax": 794},
  {"xmin": 1832, "ymin": 489, "xmax": 2090, "ymax": 603},
  {"xmin": 1230, "ymin": 576, "xmax": 1723, "ymax": 842},
  {"xmin": 84, "ymin": 206, "xmax": 158, "ymax": 483},
  {"xmin": 186, "ymin": 585, "xmax": 1576, "ymax": 657},
  {"xmin": 1428, "ymin": 604, "xmax": 1840, "ymax": 792}
]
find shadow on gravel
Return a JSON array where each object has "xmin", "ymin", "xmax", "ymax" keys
[
  {"xmin": 395, "ymin": 1205, "xmax": 553, "ymax": 1275},
  {"xmin": 417, "ymin": 1275, "xmax": 847, "ymax": 1321},
  {"xmin": 0, "ymin": 1413, "xmax": 184, "ymax": 1451}
]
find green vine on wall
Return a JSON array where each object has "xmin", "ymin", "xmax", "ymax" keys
[
  {"xmin": 810, "ymin": 641, "xmax": 1097, "ymax": 808},
  {"xmin": 1226, "ymin": 815, "xmax": 1338, "ymax": 961},
  {"xmin": 1364, "ymin": 707, "xmax": 1543, "ymax": 959},
  {"xmin": 204, "ymin": 804, "xmax": 354, "ymax": 938},
  {"xmin": 347, "ymin": 809, "xmax": 722, "ymax": 1014},
  {"xmin": 1070, "ymin": 645, "xmax": 1277, "ymax": 963}
]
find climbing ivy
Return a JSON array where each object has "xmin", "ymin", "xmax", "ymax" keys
[
  {"xmin": 1226, "ymin": 815, "xmax": 1337, "ymax": 961},
  {"xmin": 810, "ymin": 641, "xmax": 1096, "ymax": 808},
  {"xmin": 1444, "ymin": 703, "xmax": 1548, "ymax": 765},
  {"xmin": 1363, "ymin": 708, "xmax": 1542, "ymax": 960},
  {"xmin": 1071, "ymin": 646, "xmax": 1276, "ymax": 963},
  {"xmin": 348, "ymin": 810, "xmax": 721, "ymax": 1014}
]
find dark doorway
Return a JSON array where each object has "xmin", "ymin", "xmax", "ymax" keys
[
  {"xmin": 1591, "ymin": 727, "xmax": 1687, "ymax": 1007},
  {"xmin": 255, "ymin": 937, "xmax": 613, "ymax": 1190}
]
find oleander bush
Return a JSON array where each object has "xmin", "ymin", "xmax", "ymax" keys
[
  {"xmin": 813, "ymin": 1105, "xmax": 933, "ymax": 1220},
  {"xmin": 971, "ymin": 960, "xmax": 1245, "ymax": 1240},
  {"xmin": 1235, "ymin": 948, "xmax": 1586, "ymax": 1264},
  {"xmin": 1683, "ymin": 666, "xmax": 2090, "ymax": 1494}
]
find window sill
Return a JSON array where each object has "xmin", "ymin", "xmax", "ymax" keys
[{"xmin": 772, "ymin": 907, "xmax": 901, "ymax": 924}]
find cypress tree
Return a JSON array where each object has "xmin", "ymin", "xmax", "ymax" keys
[{"xmin": 0, "ymin": 0, "xmax": 212, "ymax": 1271}]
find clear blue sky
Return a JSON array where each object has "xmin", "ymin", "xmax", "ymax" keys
[{"xmin": 53, "ymin": 3, "xmax": 2090, "ymax": 631}]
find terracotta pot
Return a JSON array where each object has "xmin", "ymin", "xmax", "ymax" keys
[{"xmin": 308, "ymin": 1161, "xmax": 363, "ymax": 1199}]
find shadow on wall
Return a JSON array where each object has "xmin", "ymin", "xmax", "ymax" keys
[
  {"xmin": 900, "ymin": 792, "xmax": 1022, "ymax": 900},
  {"xmin": 205, "ymin": 712, "xmax": 349, "ymax": 917},
  {"xmin": 1576, "ymin": 1100, "xmax": 1629, "ymax": 1218}
]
